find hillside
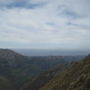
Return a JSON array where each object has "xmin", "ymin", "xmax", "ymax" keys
[
  {"xmin": 0, "ymin": 49, "xmax": 84, "ymax": 90},
  {"xmin": 21, "ymin": 62, "xmax": 70, "ymax": 90},
  {"xmin": 40, "ymin": 55, "xmax": 90, "ymax": 90}
]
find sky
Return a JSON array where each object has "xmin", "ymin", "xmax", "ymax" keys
[{"xmin": 0, "ymin": 0, "xmax": 90, "ymax": 50}]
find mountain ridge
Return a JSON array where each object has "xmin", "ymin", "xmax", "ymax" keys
[
  {"xmin": 0, "ymin": 49, "xmax": 87, "ymax": 90},
  {"xmin": 40, "ymin": 55, "xmax": 90, "ymax": 90}
]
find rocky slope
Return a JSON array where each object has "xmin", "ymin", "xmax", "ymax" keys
[
  {"xmin": 40, "ymin": 55, "xmax": 90, "ymax": 90},
  {"xmin": 0, "ymin": 49, "xmax": 84, "ymax": 90}
]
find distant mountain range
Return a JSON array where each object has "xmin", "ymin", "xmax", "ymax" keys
[
  {"xmin": 0, "ymin": 49, "xmax": 88, "ymax": 90},
  {"xmin": 14, "ymin": 49, "xmax": 90, "ymax": 56}
]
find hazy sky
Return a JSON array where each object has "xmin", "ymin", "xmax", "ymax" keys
[{"xmin": 0, "ymin": 0, "xmax": 90, "ymax": 50}]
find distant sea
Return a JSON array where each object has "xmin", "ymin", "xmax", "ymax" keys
[{"xmin": 13, "ymin": 49, "xmax": 90, "ymax": 56}]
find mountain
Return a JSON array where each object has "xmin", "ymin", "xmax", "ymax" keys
[
  {"xmin": 0, "ymin": 76, "xmax": 14, "ymax": 90},
  {"xmin": 40, "ymin": 55, "xmax": 90, "ymax": 90},
  {"xmin": 21, "ymin": 62, "xmax": 70, "ymax": 90},
  {"xmin": 0, "ymin": 49, "xmax": 25, "ymax": 59},
  {"xmin": 0, "ymin": 49, "xmax": 85, "ymax": 90},
  {"xmin": 14, "ymin": 49, "xmax": 90, "ymax": 56}
]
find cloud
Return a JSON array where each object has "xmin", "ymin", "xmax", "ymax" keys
[
  {"xmin": 0, "ymin": 0, "xmax": 47, "ymax": 9},
  {"xmin": 0, "ymin": 0, "xmax": 90, "ymax": 49}
]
